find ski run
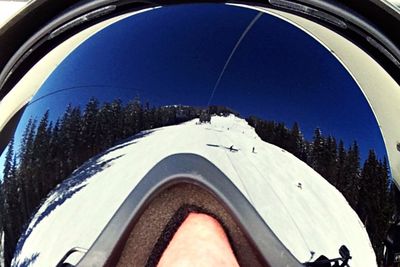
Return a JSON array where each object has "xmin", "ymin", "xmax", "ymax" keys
[{"xmin": 12, "ymin": 115, "xmax": 376, "ymax": 266}]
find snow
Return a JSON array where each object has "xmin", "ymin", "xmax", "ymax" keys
[{"xmin": 12, "ymin": 115, "xmax": 376, "ymax": 266}]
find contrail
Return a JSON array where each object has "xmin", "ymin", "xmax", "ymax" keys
[{"xmin": 207, "ymin": 12, "xmax": 263, "ymax": 106}]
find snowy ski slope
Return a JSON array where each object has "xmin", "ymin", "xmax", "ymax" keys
[{"xmin": 12, "ymin": 115, "xmax": 376, "ymax": 266}]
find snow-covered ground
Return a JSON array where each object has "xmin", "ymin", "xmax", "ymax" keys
[{"xmin": 12, "ymin": 115, "xmax": 376, "ymax": 266}]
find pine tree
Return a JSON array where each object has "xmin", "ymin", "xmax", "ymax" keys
[
  {"xmin": 98, "ymin": 102, "xmax": 115, "ymax": 148},
  {"xmin": 81, "ymin": 98, "xmax": 100, "ymax": 158},
  {"xmin": 276, "ymin": 123, "xmax": 290, "ymax": 151},
  {"xmin": 70, "ymin": 107, "xmax": 82, "ymax": 169},
  {"xmin": 314, "ymin": 136, "xmax": 338, "ymax": 185},
  {"xmin": 343, "ymin": 141, "xmax": 361, "ymax": 209},
  {"xmin": 358, "ymin": 151, "xmax": 378, "ymax": 232},
  {"xmin": 2, "ymin": 139, "xmax": 21, "ymax": 267},
  {"xmin": 357, "ymin": 150, "xmax": 393, "ymax": 262},
  {"xmin": 310, "ymin": 128, "xmax": 325, "ymax": 174},
  {"xmin": 18, "ymin": 118, "xmax": 37, "ymax": 226},
  {"xmin": 335, "ymin": 140, "xmax": 347, "ymax": 192},
  {"xmin": 379, "ymin": 158, "xmax": 392, "ymax": 219},
  {"xmin": 1, "ymin": 139, "xmax": 15, "ymax": 237},
  {"xmin": 289, "ymin": 122, "xmax": 307, "ymax": 162},
  {"xmin": 2, "ymin": 138, "xmax": 14, "ymax": 181},
  {"xmin": 376, "ymin": 158, "xmax": 393, "ymax": 251},
  {"xmin": 111, "ymin": 99, "xmax": 124, "ymax": 142},
  {"xmin": 48, "ymin": 120, "xmax": 63, "ymax": 184},
  {"xmin": 32, "ymin": 111, "xmax": 51, "ymax": 198},
  {"xmin": 14, "ymin": 154, "xmax": 28, "ymax": 225},
  {"xmin": 59, "ymin": 105, "xmax": 82, "ymax": 174},
  {"xmin": 143, "ymin": 103, "xmax": 156, "ymax": 130},
  {"xmin": 159, "ymin": 106, "xmax": 176, "ymax": 126},
  {"xmin": 123, "ymin": 97, "xmax": 143, "ymax": 137}
]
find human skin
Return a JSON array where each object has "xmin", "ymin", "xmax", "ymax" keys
[{"xmin": 157, "ymin": 213, "xmax": 240, "ymax": 267}]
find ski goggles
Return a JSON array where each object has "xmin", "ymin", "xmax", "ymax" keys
[{"xmin": 0, "ymin": 1, "xmax": 399, "ymax": 266}]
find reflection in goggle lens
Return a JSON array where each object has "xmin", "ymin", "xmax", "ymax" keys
[{"xmin": 0, "ymin": 4, "xmax": 397, "ymax": 267}]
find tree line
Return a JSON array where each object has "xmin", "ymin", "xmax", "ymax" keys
[
  {"xmin": 247, "ymin": 116, "xmax": 396, "ymax": 264},
  {"xmin": 0, "ymin": 99, "xmax": 396, "ymax": 266}
]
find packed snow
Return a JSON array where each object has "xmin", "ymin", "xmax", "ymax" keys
[{"xmin": 12, "ymin": 115, "xmax": 376, "ymax": 266}]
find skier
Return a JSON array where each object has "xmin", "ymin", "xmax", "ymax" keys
[
  {"xmin": 229, "ymin": 145, "xmax": 234, "ymax": 151},
  {"xmin": 252, "ymin": 147, "xmax": 255, "ymax": 153}
]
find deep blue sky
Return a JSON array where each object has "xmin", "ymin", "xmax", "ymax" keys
[{"xmin": 1, "ymin": 3, "xmax": 387, "ymax": 169}]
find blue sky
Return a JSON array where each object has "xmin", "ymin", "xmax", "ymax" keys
[{"xmin": 1, "ymin": 3, "xmax": 387, "ymax": 173}]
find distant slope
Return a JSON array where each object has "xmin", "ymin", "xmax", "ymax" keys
[{"xmin": 12, "ymin": 115, "xmax": 376, "ymax": 266}]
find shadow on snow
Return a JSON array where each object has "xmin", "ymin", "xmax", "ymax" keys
[
  {"xmin": 13, "ymin": 129, "xmax": 156, "ymax": 260},
  {"xmin": 13, "ymin": 155, "xmax": 124, "ymax": 260},
  {"xmin": 206, "ymin": 143, "xmax": 239, "ymax": 152},
  {"xmin": 13, "ymin": 252, "xmax": 39, "ymax": 267},
  {"xmin": 103, "ymin": 129, "xmax": 157, "ymax": 155}
]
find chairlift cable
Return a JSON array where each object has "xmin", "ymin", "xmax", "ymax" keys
[{"xmin": 206, "ymin": 12, "xmax": 263, "ymax": 107}]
